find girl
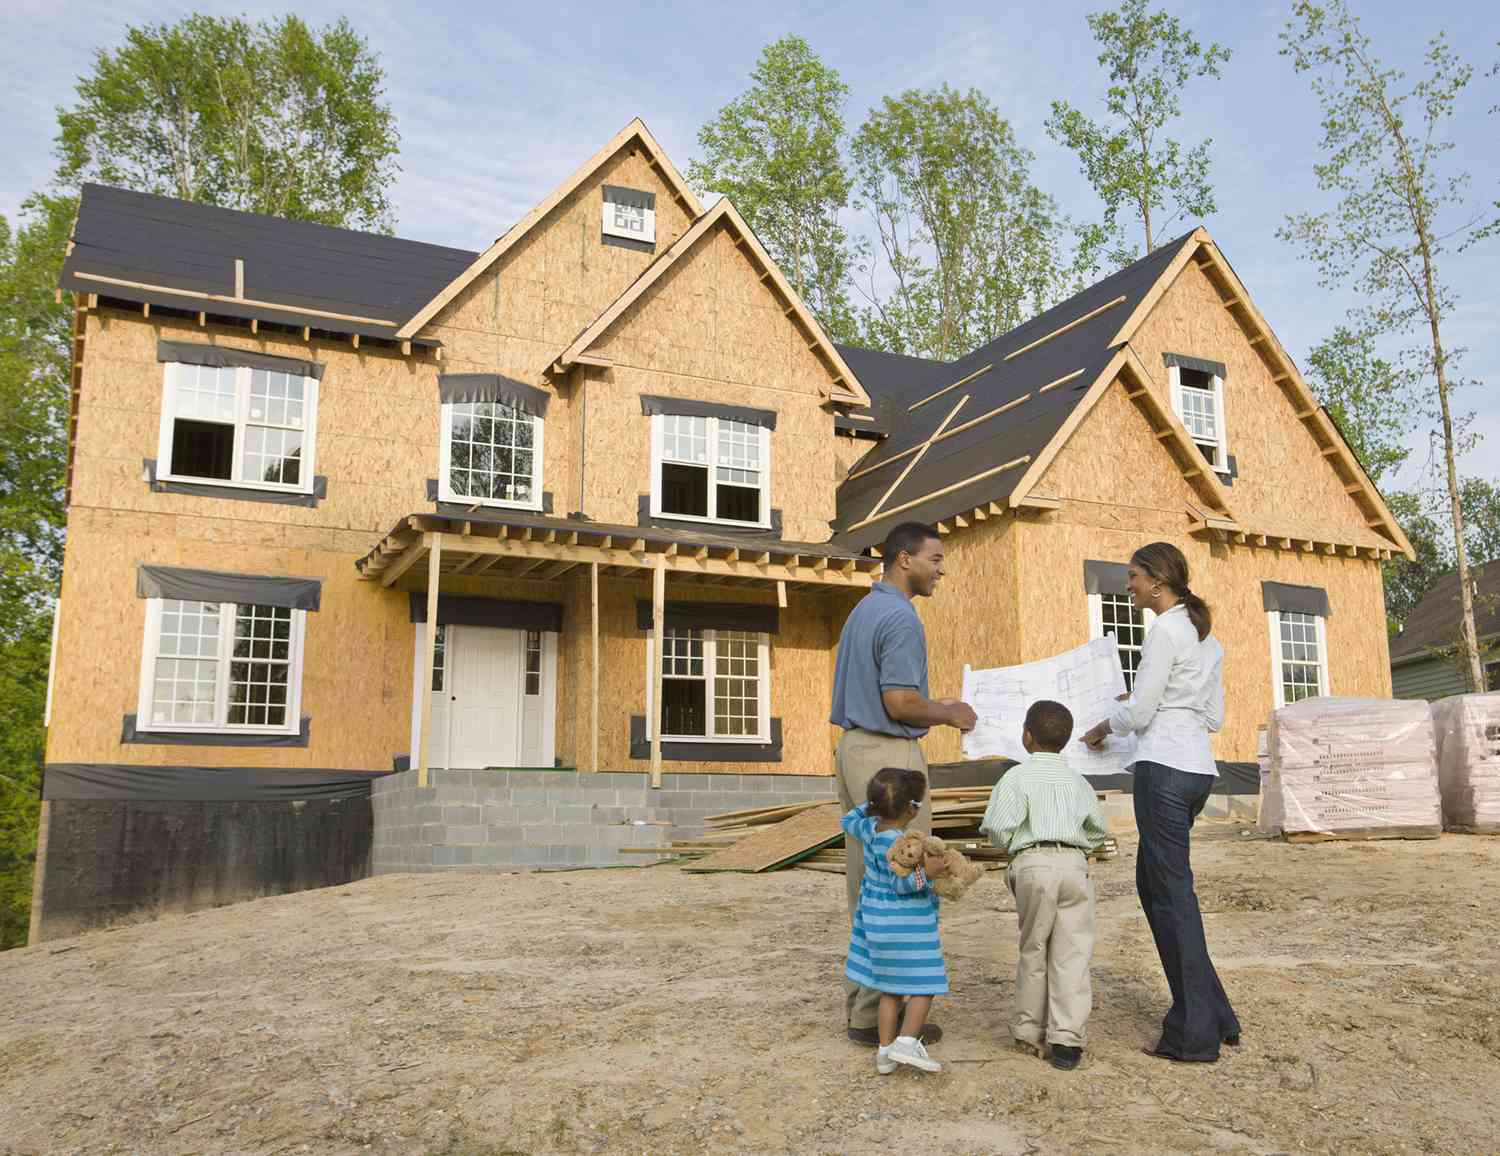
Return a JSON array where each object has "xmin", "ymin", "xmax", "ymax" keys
[
  {"xmin": 841, "ymin": 766, "xmax": 949, "ymax": 1074},
  {"xmin": 1079, "ymin": 541, "xmax": 1240, "ymax": 1063}
]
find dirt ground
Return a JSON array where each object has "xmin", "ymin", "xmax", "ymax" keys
[{"xmin": 3, "ymin": 821, "xmax": 1499, "ymax": 1156}]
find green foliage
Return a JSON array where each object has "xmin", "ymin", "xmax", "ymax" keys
[
  {"xmin": 687, "ymin": 36, "xmax": 858, "ymax": 341},
  {"xmin": 1279, "ymin": 0, "xmax": 1496, "ymax": 689},
  {"xmin": 1384, "ymin": 482, "xmax": 1500, "ymax": 633},
  {"xmin": 0, "ymin": 195, "xmax": 71, "ymax": 949},
  {"xmin": 850, "ymin": 85, "xmax": 1097, "ymax": 360},
  {"xmin": 1304, "ymin": 324, "xmax": 1413, "ymax": 486},
  {"xmin": 1046, "ymin": 0, "xmax": 1230, "ymax": 260},
  {"xmin": 55, "ymin": 14, "xmax": 400, "ymax": 231}
]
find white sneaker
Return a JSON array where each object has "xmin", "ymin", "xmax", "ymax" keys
[
  {"xmin": 888, "ymin": 1035, "xmax": 942, "ymax": 1073},
  {"xmin": 875, "ymin": 1045, "xmax": 897, "ymax": 1075}
]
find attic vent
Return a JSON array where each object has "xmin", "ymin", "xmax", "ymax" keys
[{"xmin": 602, "ymin": 185, "xmax": 655, "ymax": 249}]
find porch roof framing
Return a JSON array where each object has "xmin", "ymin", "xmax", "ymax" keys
[{"xmin": 357, "ymin": 513, "xmax": 881, "ymax": 591}]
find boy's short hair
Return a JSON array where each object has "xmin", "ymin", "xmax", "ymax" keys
[
  {"xmin": 880, "ymin": 522, "xmax": 940, "ymax": 568},
  {"xmin": 866, "ymin": 766, "xmax": 928, "ymax": 821},
  {"xmin": 1024, "ymin": 700, "xmax": 1074, "ymax": 753}
]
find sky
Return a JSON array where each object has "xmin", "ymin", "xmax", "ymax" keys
[{"xmin": 2, "ymin": 0, "xmax": 1497, "ymax": 496}]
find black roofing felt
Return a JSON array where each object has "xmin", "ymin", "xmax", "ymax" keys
[
  {"xmin": 831, "ymin": 233, "xmax": 1197, "ymax": 550},
  {"xmin": 61, "ymin": 184, "xmax": 479, "ymax": 336}
]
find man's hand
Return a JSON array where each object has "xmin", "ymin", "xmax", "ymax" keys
[
  {"xmin": 923, "ymin": 853, "xmax": 948, "ymax": 877},
  {"xmin": 939, "ymin": 698, "xmax": 978, "ymax": 732}
]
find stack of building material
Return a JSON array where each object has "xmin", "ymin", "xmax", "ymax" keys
[
  {"xmin": 628, "ymin": 788, "xmax": 1117, "ymax": 868},
  {"xmin": 1430, "ymin": 693, "xmax": 1500, "ymax": 833},
  {"xmin": 1263, "ymin": 697, "xmax": 1441, "ymax": 841}
]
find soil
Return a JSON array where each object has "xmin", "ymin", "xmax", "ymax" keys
[{"xmin": 3, "ymin": 820, "xmax": 1498, "ymax": 1155}]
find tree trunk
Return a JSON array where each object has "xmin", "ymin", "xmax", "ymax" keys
[{"xmin": 1425, "ymin": 252, "xmax": 1484, "ymax": 690}]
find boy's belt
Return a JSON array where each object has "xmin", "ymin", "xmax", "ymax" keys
[{"xmin": 1015, "ymin": 840, "xmax": 1083, "ymax": 854}]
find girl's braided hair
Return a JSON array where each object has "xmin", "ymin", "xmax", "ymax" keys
[{"xmin": 866, "ymin": 766, "xmax": 928, "ymax": 821}]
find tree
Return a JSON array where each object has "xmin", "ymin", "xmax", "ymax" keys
[
  {"xmin": 55, "ymin": 14, "xmax": 400, "ymax": 231},
  {"xmin": 0, "ymin": 195, "xmax": 72, "ymax": 949},
  {"xmin": 1046, "ymin": 0, "xmax": 1230, "ymax": 261},
  {"xmin": 1303, "ymin": 324, "xmax": 1412, "ymax": 485},
  {"xmin": 851, "ymin": 85, "xmax": 1095, "ymax": 360},
  {"xmin": 1280, "ymin": 0, "xmax": 1499, "ymax": 692},
  {"xmin": 1384, "ymin": 490, "xmax": 1447, "ymax": 630},
  {"xmin": 688, "ymin": 37, "xmax": 859, "ymax": 341}
]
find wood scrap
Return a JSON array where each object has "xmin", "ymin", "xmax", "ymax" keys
[{"xmin": 682, "ymin": 804, "xmax": 844, "ymax": 873}]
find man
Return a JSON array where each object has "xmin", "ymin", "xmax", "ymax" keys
[{"xmin": 830, "ymin": 521, "xmax": 978, "ymax": 1047}]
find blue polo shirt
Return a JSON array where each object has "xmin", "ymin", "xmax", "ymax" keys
[{"xmin": 829, "ymin": 581, "xmax": 930, "ymax": 738}]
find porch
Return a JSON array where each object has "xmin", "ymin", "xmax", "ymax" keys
[{"xmin": 355, "ymin": 510, "xmax": 882, "ymax": 787}]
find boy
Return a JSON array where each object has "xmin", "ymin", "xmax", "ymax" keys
[{"xmin": 980, "ymin": 700, "xmax": 1109, "ymax": 1071}]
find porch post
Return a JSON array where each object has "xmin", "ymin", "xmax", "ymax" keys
[
  {"xmin": 650, "ymin": 555, "xmax": 665, "ymax": 788},
  {"xmin": 590, "ymin": 562, "xmax": 600, "ymax": 775},
  {"xmin": 417, "ymin": 532, "xmax": 441, "ymax": 788}
]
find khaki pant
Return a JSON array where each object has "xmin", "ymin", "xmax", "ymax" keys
[
  {"xmin": 1006, "ymin": 847, "xmax": 1096, "ymax": 1048},
  {"xmin": 835, "ymin": 728, "xmax": 930, "ymax": 1031}
]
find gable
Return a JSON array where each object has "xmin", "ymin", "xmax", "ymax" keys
[
  {"xmin": 399, "ymin": 119, "xmax": 702, "ymax": 341},
  {"xmin": 1128, "ymin": 262, "xmax": 1398, "ymax": 551},
  {"xmin": 417, "ymin": 145, "xmax": 698, "ymax": 380}
]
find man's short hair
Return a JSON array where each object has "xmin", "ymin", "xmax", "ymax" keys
[
  {"xmin": 1024, "ymin": 700, "xmax": 1074, "ymax": 753},
  {"xmin": 880, "ymin": 522, "xmax": 940, "ymax": 568}
]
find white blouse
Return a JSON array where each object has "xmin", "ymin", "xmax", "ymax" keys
[{"xmin": 1108, "ymin": 604, "xmax": 1223, "ymax": 777}]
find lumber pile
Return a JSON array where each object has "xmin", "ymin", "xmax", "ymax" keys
[
  {"xmin": 1262, "ymin": 697, "xmax": 1442, "ymax": 842},
  {"xmin": 628, "ymin": 787, "xmax": 1118, "ymax": 872},
  {"xmin": 1431, "ymin": 692, "xmax": 1500, "ymax": 833}
]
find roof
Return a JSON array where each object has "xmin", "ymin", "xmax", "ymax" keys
[
  {"xmin": 1389, "ymin": 564, "xmax": 1500, "ymax": 663},
  {"xmin": 61, "ymin": 184, "xmax": 478, "ymax": 344},
  {"xmin": 831, "ymin": 233, "xmax": 1199, "ymax": 550}
]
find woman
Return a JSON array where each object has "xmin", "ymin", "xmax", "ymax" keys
[{"xmin": 1080, "ymin": 541, "xmax": 1240, "ymax": 1063}]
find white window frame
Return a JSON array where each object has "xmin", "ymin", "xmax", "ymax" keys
[
  {"xmin": 649, "ymin": 414, "xmax": 772, "ymax": 529},
  {"xmin": 644, "ymin": 627, "xmax": 772, "ymax": 743},
  {"xmin": 1088, "ymin": 592, "xmax": 1155, "ymax": 690},
  {"xmin": 1268, "ymin": 610, "xmax": 1330, "ymax": 709},
  {"xmin": 156, "ymin": 361, "xmax": 320, "ymax": 494},
  {"xmin": 1168, "ymin": 364, "xmax": 1230, "ymax": 476},
  {"xmin": 438, "ymin": 401, "xmax": 546, "ymax": 511},
  {"xmin": 136, "ymin": 598, "xmax": 307, "ymax": 736}
]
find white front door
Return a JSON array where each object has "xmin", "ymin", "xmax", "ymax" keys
[{"xmin": 412, "ymin": 624, "xmax": 557, "ymax": 769}]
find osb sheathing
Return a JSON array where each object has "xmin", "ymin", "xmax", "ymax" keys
[
  {"xmin": 1127, "ymin": 260, "xmax": 1381, "ymax": 541},
  {"xmin": 579, "ymin": 223, "xmax": 842, "ymax": 541},
  {"xmin": 919, "ymin": 375, "xmax": 1392, "ymax": 765}
]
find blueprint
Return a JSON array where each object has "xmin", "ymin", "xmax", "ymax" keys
[{"xmin": 960, "ymin": 637, "xmax": 1138, "ymax": 776}]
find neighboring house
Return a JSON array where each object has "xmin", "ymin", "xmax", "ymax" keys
[
  {"xmin": 1390, "ymin": 565, "xmax": 1500, "ymax": 700},
  {"xmin": 33, "ymin": 118, "xmax": 1411, "ymax": 939}
]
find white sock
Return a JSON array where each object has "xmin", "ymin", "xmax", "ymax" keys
[{"xmin": 896, "ymin": 1035, "xmax": 917, "ymax": 1045}]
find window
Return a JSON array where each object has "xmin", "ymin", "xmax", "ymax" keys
[
  {"xmin": 1484, "ymin": 660, "xmax": 1500, "ymax": 693},
  {"xmin": 439, "ymin": 400, "xmax": 544, "ymax": 509},
  {"xmin": 1088, "ymin": 593, "xmax": 1155, "ymax": 691},
  {"xmin": 138, "ymin": 598, "xmax": 306, "ymax": 733},
  {"xmin": 1169, "ymin": 365, "xmax": 1229, "ymax": 474},
  {"xmin": 646, "ymin": 627, "xmax": 770, "ymax": 741},
  {"xmin": 431, "ymin": 623, "xmax": 447, "ymax": 692},
  {"xmin": 158, "ymin": 362, "xmax": 318, "ymax": 492},
  {"xmin": 524, "ymin": 630, "xmax": 542, "ymax": 696},
  {"xmin": 1269, "ymin": 610, "xmax": 1329, "ymax": 707},
  {"xmin": 650, "ymin": 414, "xmax": 770, "ymax": 527}
]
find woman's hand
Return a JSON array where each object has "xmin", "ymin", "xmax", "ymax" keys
[
  {"xmin": 1080, "ymin": 722, "xmax": 1110, "ymax": 750},
  {"xmin": 923, "ymin": 853, "xmax": 948, "ymax": 877}
]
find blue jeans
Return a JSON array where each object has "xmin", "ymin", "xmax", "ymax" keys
[{"xmin": 1133, "ymin": 761, "xmax": 1240, "ymax": 1060}]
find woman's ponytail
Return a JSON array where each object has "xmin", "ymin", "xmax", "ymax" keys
[{"xmin": 1131, "ymin": 542, "xmax": 1212, "ymax": 641}]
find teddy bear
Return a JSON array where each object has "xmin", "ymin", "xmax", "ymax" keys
[{"xmin": 886, "ymin": 831, "xmax": 986, "ymax": 899}]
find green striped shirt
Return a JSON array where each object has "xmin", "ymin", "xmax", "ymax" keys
[{"xmin": 980, "ymin": 752, "xmax": 1109, "ymax": 855}]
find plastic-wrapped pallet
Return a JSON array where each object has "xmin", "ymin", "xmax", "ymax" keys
[
  {"xmin": 1264, "ymin": 697, "xmax": 1441, "ymax": 840},
  {"xmin": 1430, "ymin": 693, "xmax": 1500, "ymax": 832},
  {"xmin": 1255, "ymin": 725, "xmax": 1283, "ymax": 834}
]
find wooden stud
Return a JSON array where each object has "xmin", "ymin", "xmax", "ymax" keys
[
  {"xmin": 776, "ymin": 580, "xmax": 788, "ymax": 609},
  {"xmin": 936, "ymin": 522, "xmax": 950, "ymax": 535},
  {"xmin": 591, "ymin": 562, "xmax": 600, "ymax": 776},
  {"xmin": 1004, "ymin": 295, "xmax": 1126, "ymax": 362},
  {"xmin": 234, "ymin": 258, "xmax": 245, "ymax": 299},
  {"xmin": 866, "ymin": 394, "xmax": 971, "ymax": 520},
  {"xmin": 351, "ymin": 333, "xmax": 360, "ymax": 350},
  {"xmin": 907, "ymin": 363, "xmax": 994, "ymax": 413},
  {"xmin": 1037, "ymin": 368, "xmax": 1088, "ymax": 395},
  {"xmin": 197, "ymin": 311, "xmax": 207, "ymax": 326},
  {"xmin": 249, "ymin": 319, "xmax": 258, "ymax": 335},
  {"xmin": 72, "ymin": 271, "xmax": 398, "ymax": 327},
  {"xmin": 845, "ymin": 456, "xmax": 1031, "ymax": 532},
  {"xmin": 141, "ymin": 302, "xmax": 150, "ymax": 318},
  {"xmin": 302, "ymin": 326, "xmax": 311, "ymax": 342},
  {"xmin": 417, "ymin": 533, "xmax": 442, "ymax": 788},
  {"xmin": 650, "ymin": 557, "xmax": 666, "ymax": 788}
]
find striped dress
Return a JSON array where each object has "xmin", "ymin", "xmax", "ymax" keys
[{"xmin": 842, "ymin": 805, "xmax": 949, "ymax": 996}]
